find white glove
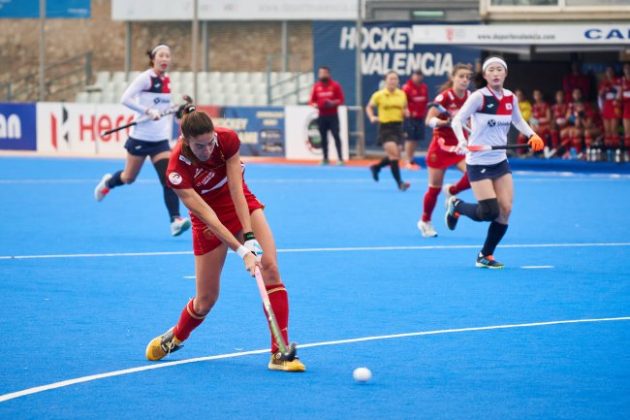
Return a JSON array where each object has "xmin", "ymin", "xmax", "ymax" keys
[
  {"xmin": 146, "ymin": 108, "xmax": 161, "ymax": 120},
  {"xmin": 455, "ymin": 140, "xmax": 468, "ymax": 155},
  {"xmin": 243, "ymin": 232, "xmax": 263, "ymax": 262}
]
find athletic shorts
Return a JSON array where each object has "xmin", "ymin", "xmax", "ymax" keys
[
  {"xmin": 467, "ymin": 159, "xmax": 512, "ymax": 183},
  {"xmin": 191, "ymin": 185, "xmax": 264, "ymax": 256},
  {"xmin": 601, "ymin": 102, "xmax": 619, "ymax": 119},
  {"xmin": 124, "ymin": 138, "xmax": 171, "ymax": 157},
  {"xmin": 426, "ymin": 136, "xmax": 465, "ymax": 169},
  {"xmin": 378, "ymin": 122, "xmax": 404, "ymax": 146},
  {"xmin": 404, "ymin": 118, "xmax": 425, "ymax": 142},
  {"xmin": 623, "ymin": 104, "xmax": 630, "ymax": 119}
]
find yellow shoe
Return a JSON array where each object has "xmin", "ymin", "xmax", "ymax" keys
[
  {"xmin": 145, "ymin": 327, "xmax": 183, "ymax": 361},
  {"xmin": 268, "ymin": 352, "xmax": 306, "ymax": 372}
]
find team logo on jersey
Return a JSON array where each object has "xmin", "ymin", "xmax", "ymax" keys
[
  {"xmin": 505, "ymin": 103, "xmax": 513, "ymax": 111},
  {"xmin": 168, "ymin": 172, "xmax": 183, "ymax": 185}
]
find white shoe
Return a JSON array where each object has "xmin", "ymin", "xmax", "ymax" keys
[
  {"xmin": 417, "ymin": 220, "xmax": 438, "ymax": 237},
  {"xmin": 170, "ymin": 217, "xmax": 191, "ymax": 237},
  {"xmin": 442, "ymin": 184, "xmax": 454, "ymax": 208},
  {"xmin": 94, "ymin": 173, "xmax": 112, "ymax": 202}
]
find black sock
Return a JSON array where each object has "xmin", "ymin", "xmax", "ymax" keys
[
  {"xmin": 389, "ymin": 160, "xmax": 402, "ymax": 185},
  {"xmin": 374, "ymin": 157, "xmax": 390, "ymax": 169},
  {"xmin": 481, "ymin": 221, "xmax": 508, "ymax": 256},
  {"xmin": 454, "ymin": 199, "xmax": 482, "ymax": 222},
  {"xmin": 106, "ymin": 170, "xmax": 124, "ymax": 189},
  {"xmin": 153, "ymin": 159, "xmax": 180, "ymax": 221}
]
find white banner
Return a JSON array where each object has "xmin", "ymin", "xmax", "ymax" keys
[
  {"xmin": 285, "ymin": 106, "xmax": 349, "ymax": 161},
  {"xmin": 36, "ymin": 103, "xmax": 137, "ymax": 157},
  {"xmin": 412, "ymin": 24, "xmax": 630, "ymax": 45},
  {"xmin": 112, "ymin": 0, "xmax": 356, "ymax": 21}
]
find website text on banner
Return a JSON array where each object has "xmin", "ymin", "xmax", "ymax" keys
[
  {"xmin": 0, "ymin": 103, "xmax": 37, "ymax": 151},
  {"xmin": 412, "ymin": 24, "xmax": 630, "ymax": 45},
  {"xmin": 313, "ymin": 21, "xmax": 479, "ymax": 149}
]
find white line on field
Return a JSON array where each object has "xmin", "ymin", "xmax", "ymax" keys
[
  {"xmin": 0, "ymin": 316, "xmax": 627, "ymax": 404},
  {"xmin": 521, "ymin": 265, "xmax": 555, "ymax": 269},
  {"xmin": 1, "ymin": 242, "xmax": 630, "ymax": 261}
]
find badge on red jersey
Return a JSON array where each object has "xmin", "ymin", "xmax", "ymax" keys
[{"xmin": 169, "ymin": 172, "xmax": 183, "ymax": 186}]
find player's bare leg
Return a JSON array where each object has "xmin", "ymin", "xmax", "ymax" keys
[{"xmin": 145, "ymin": 244, "xmax": 227, "ymax": 361}]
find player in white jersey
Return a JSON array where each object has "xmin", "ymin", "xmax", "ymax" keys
[
  {"xmin": 445, "ymin": 57, "xmax": 544, "ymax": 268},
  {"xmin": 94, "ymin": 44, "xmax": 191, "ymax": 237}
]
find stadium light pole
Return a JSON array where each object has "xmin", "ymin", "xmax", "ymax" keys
[
  {"xmin": 355, "ymin": 0, "xmax": 365, "ymax": 158},
  {"xmin": 39, "ymin": 0, "xmax": 46, "ymax": 101},
  {"xmin": 192, "ymin": 0, "xmax": 199, "ymax": 102}
]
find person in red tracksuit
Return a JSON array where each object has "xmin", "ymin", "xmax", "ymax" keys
[
  {"xmin": 402, "ymin": 69, "xmax": 428, "ymax": 170},
  {"xmin": 309, "ymin": 66, "xmax": 345, "ymax": 165},
  {"xmin": 620, "ymin": 63, "xmax": 630, "ymax": 156},
  {"xmin": 599, "ymin": 66, "xmax": 621, "ymax": 154},
  {"xmin": 517, "ymin": 89, "xmax": 551, "ymax": 155},
  {"xmin": 550, "ymin": 90, "xmax": 570, "ymax": 154}
]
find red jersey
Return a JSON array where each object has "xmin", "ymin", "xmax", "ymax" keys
[
  {"xmin": 599, "ymin": 77, "xmax": 621, "ymax": 119},
  {"xmin": 166, "ymin": 127, "xmax": 241, "ymax": 198},
  {"xmin": 402, "ymin": 79, "xmax": 428, "ymax": 119},
  {"xmin": 620, "ymin": 76, "xmax": 630, "ymax": 117},
  {"xmin": 432, "ymin": 88, "xmax": 469, "ymax": 145},
  {"xmin": 563, "ymin": 73, "xmax": 590, "ymax": 101},
  {"xmin": 309, "ymin": 79, "xmax": 345, "ymax": 117},
  {"xmin": 531, "ymin": 101, "xmax": 550, "ymax": 126},
  {"xmin": 167, "ymin": 127, "xmax": 263, "ymax": 254},
  {"xmin": 552, "ymin": 103, "xmax": 569, "ymax": 127},
  {"xmin": 567, "ymin": 101, "xmax": 594, "ymax": 127}
]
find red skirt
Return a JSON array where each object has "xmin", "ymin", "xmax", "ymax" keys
[
  {"xmin": 191, "ymin": 184, "xmax": 264, "ymax": 255},
  {"xmin": 426, "ymin": 135, "xmax": 465, "ymax": 169}
]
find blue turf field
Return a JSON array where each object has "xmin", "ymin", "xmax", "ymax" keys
[{"xmin": 0, "ymin": 157, "xmax": 629, "ymax": 419}]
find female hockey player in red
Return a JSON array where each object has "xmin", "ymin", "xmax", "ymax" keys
[
  {"xmin": 417, "ymin": 63, "xmax": 473, "ymax": 238},
  {"xmin": 145, "ymin": 106, "xmax": 305, "ymax": 372}
]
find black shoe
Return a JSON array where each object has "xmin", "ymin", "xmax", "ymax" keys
[
  {"xmin": 475, "ymin": 254, "xmax": 505, "ymax": 269},
  {"xmin": 445, "ymin": 196, "xmax": 460, "ymax": 231},
  {"xmin": 370, "ymin": 165, "xmax": 380, "ymax": 182},
  {"xmin": 398, "ymin": 181, "xmax": 410, "ymax": 191}
]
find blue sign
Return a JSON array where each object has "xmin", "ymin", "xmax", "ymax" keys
[
  {"xmin": 171, "ymin": 106, "xmax": 285, "ymax": 157},
  {"xmin": 313, "ymin": 21, "xmax": 479, "ymax": 148},
  {"xmin": 220, "ymin": 107, "xmax": 285, "ymax": 157},
  {"xmin": 0, "ymin": 103, "xmax": 37, "ymax": 151},
  {"xmin": 0, "ymin": 0, "xmax": 90, "ymax": 18}
]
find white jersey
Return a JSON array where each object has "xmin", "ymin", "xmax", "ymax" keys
[
  {"xmin": 452, "ymin": 87, "xmax": 534, "ymax": 166},
  {"xmin": 120, "ymin": 69, "xmax": 173, "ymax": 141}
]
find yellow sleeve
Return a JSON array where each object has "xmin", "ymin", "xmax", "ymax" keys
[{"xmin": 370, "ymin": 91, "xmax": 381, "ymax": 106}]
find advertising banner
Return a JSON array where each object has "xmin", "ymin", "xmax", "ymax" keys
[
  {"xmin": 285, "ymin": 105, "xmax": 349, "ymax": 161},
  {"xmin": 112, "ymin": 0, "xmax": 355, "ymax": 21},
  {"xmin": 412, "ymin": 24, "xmax": 630, "ymax": 45},
  {"xmin": 0, "ymin": 0, "xmax": 90, "ymax": 18},
  {"xmin": 36, "ymin": 103, "xmax": 137, "ymax": 157},
  {"xmin": 193, "ymin": 105, "xmax": 286, "ymax": 157},
  {"xmin": 0, "ymin": 102, "xmax": 37, "ymax": 151},
  {"xmin": 313, "ymin": 21, "xmax": 479, "ymax": 148}
]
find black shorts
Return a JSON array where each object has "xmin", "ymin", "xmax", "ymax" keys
[
  {"xmin": 467, "ymin": 159, "xmax": 512, "ymax": 182},
  {"xmin": 124, "ymin": 138, "xmax": 171, "ymax": 157},
  {"xmin": 378, "ymin": 122, "xmax": 404, "ymax": 146},
  {"xmin": 404, "ymin": 118, "xmax": 425, "ymax": 142}
]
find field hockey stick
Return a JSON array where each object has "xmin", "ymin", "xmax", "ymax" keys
[
  {"xmin": 437, "ymin": 137, "xmax": 533, "ymax": 153},
  {"xmin": 101, "ymin": 95, "xmax": 194, "ymax": 136},
  {"xmin": 253, "ymin": 266, "xmax": 297, "ymax": 361},
  {"xmin": 428, "ymin": 102, "xmax": 472, "ymax": 133}
]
